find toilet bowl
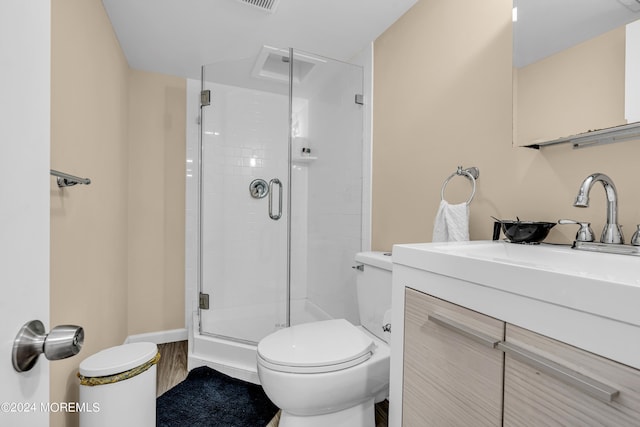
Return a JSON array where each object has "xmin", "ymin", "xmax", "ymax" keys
[{"xmin": 257, "ymin": 252, "xmax": 392, "ymax": 427}]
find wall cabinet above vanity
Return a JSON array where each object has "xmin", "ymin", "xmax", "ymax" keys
[{"xmin": 513, "ymin": 1, "xmax": 640, "ymax": 148}]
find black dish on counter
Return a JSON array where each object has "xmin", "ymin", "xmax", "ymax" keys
[{"xmin": 498, "ymin": 220, "xmax": 556, "ymax": 244}]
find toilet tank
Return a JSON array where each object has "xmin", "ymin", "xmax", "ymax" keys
[{"xmin": 354, "ymin": 251, "xmax": 392, "ymax": 344}]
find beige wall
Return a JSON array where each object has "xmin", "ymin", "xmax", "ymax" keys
[
  {"xmin": 372, "ymin": 0, "xmax": 640, "ymax": 251},
  {"xmin": 516, "ymin": 26, "xmax": 626, "ymax": 146},
  {"xmin": 128, "ymin": 69, "xmax": 186, "ymax": 335},
  {"xmin": 51, "ymin": 1, "xmax": 185, "ymax": 426},
  {"xmin": 51, "ymin": 0, "xmax": 129, "ymax": 426}
]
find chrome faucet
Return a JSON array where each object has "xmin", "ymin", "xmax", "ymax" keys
[{"xmin": 573, "ymin": 173, "xmax": 624, "ymax": 244}]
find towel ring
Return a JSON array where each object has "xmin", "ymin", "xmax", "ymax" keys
[{"xmin": 440, "ymin": 166, "xmax": 479, "ymax": 206}]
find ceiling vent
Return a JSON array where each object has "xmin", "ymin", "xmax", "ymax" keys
[
  {"xmin": 251, "ymin": 46, "xmax": 324, "ymax": 84},
  {"xmin": 235, "ymin": 0, "xmax": 280, "ymax": 13}
]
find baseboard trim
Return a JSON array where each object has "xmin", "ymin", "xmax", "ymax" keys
[{"xmin": 125, "ymin": 328, "xmax": 188, "ymax": 345}]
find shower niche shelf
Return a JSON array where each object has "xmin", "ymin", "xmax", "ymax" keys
[{"xmin": 292, "ymin": 156, "xmax": 318, "ymax": 163}]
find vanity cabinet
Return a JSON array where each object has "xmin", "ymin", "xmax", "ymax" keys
[
  {"xmin": 503, "ymin": 324, "xmax": 640, "ymax": 426},
  {"xmin": 403, "ymin": 289, "xmax": 504, "ymax": 426},
  {"xmin": 403, "ymin": 287, "xmax": 640, "ymax": 426}
]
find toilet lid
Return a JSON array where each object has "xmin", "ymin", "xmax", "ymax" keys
[{"xmin": 257, "ymin": 319, "xmax": 375, "ymax": 374}]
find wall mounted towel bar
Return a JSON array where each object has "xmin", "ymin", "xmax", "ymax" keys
[
  {"xmin": 440, "ymin": 166, "xmax": 479, "ymax": 205},
  {"xmin": 50, "ymin": 169, "xmax": 91, "ymax": 188}
]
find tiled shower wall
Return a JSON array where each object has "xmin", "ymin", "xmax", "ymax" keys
[{"xmin": 303, "ymin": 61, "xmax": 364, "ymax": 324}]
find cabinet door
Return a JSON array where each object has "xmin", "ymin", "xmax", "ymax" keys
[
  {"xmin": 403, "ymin": 288, "xmax": 505, "ymax": 426},
  {"xmin": 503, "ymin": 324, "xmax": 640, "ymax": 426}
]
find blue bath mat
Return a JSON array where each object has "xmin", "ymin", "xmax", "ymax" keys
[{"xmin": 156, "ymin": 366, "xmax": 278, "ymax": 427}]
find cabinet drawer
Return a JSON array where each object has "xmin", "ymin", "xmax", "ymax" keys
[
  {"xmin": 402, "ymin": 288, "xmax": 505, "ymax": 426},
  {"xmin": 504, "ymin": 324, "xmax": 640, "ymax": 426}
]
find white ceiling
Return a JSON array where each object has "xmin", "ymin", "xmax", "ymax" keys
[
  {"xmin": 101, "ymin": 0, "xmax": 418, "ymax": 80},
  {"xmin": 103, "ymin": 0, "xmax": 640, "ymax": 82}
]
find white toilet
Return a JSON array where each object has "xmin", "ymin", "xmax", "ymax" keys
[{"xmin": 257, "ymin": 251, "xmax": 392, "ymax": 427}]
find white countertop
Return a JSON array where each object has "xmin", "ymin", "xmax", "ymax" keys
[{"xmin": 392, "ymin": 241, "xmax": 640, "ymax": 370}]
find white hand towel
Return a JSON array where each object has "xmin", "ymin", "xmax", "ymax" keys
[{"xmin": 432, "ymin": 200, "xmax": 469, "ymax": 242}]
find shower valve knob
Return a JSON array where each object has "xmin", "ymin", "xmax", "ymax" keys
[{"xmin": 249, "ymin": 179, "xmax": 269, "ymax": 199}]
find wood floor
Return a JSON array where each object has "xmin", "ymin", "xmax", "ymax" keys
[
  {"xmin": 156, "ymin": 340, "xmax": 188, "ymax": 397},
  {"xmin": 156, "ymin": 341, "xmax": 388, "ymax": 426}
]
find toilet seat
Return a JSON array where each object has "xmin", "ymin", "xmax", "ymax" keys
[{"xmin": 257, "ymin": 319, "xmax": 375, "ymax": 374}]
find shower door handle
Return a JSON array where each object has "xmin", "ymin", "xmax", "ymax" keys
[{"xmin": 268, "ymin": 178, "xmax": 282, "ymax": 220}]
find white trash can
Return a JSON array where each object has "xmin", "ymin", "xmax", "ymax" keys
[{"xmin": 78, "ymin": 342, "xmax": 159, "ymax": 427}]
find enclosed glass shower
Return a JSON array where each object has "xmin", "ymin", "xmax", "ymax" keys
[{"xmin": 197, "ymin": 47, "xmax": 365, "ymax": 350}]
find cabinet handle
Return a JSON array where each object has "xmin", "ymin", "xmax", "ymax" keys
[
  {"xmin": 497, "ymin": 341, "xmax": 619, "ymax": 403},
  {"xmin": 428, "ymin": 314, "xmax": 501, "ymax": 349}
]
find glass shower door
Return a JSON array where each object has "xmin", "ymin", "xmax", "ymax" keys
[
  {"xmin": 289, "ymin": 49, "xmax": 365, "ymax": 326},
  {"xmin": 199, "ymin": 55, "xmax": 290, "ymax": 343},
  {"xmin": 198, "ymin": 47, "xmax": 366, "ymax": 344}
]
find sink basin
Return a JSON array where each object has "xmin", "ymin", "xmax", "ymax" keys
[
  {"xmin": 432, "ymin": 241, "xmax": 639, "ymax": 284},
  {"xmin": 393, "ymin": 241, "xmax": 640, "ymax": 328}
]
